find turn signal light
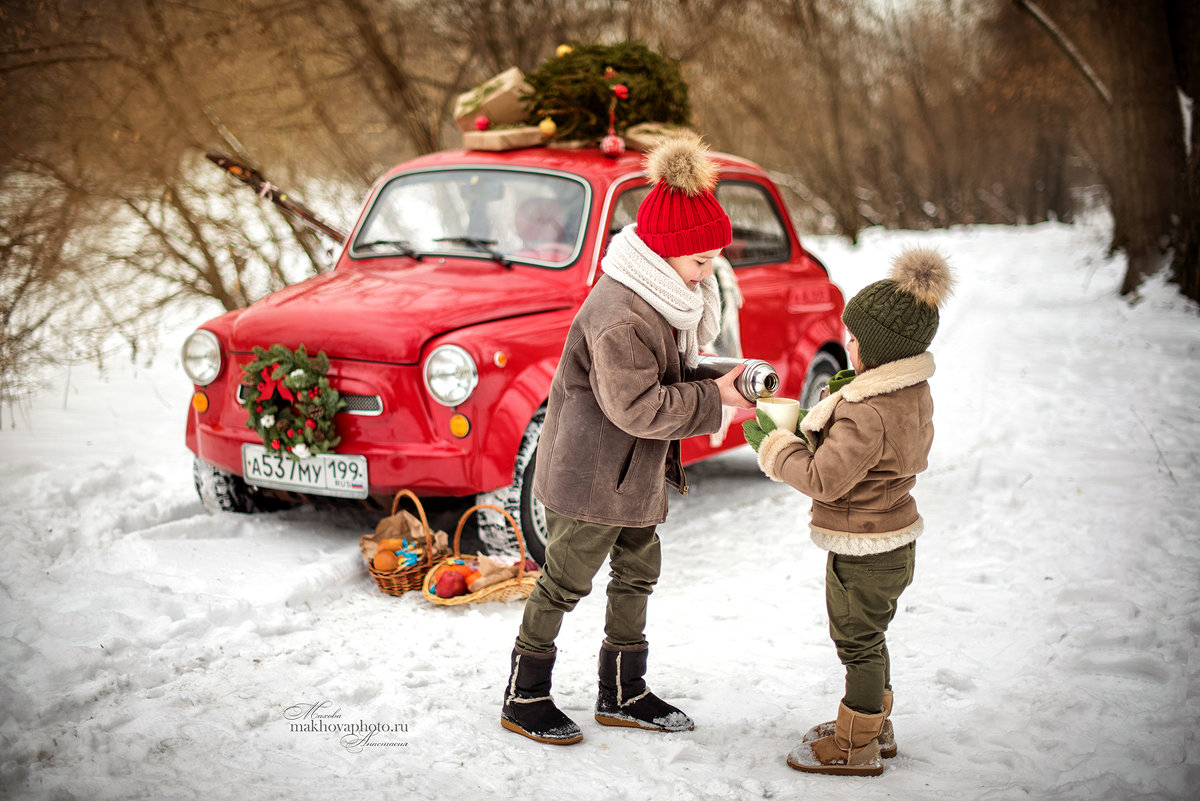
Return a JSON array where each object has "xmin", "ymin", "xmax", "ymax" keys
[
  {"xmin": 191, "ymin": 392, "xmax": 209, "ymax": 413},
  {"xmin": 449, "ymin": 413, "xmax": 471, "ymax": 438}
]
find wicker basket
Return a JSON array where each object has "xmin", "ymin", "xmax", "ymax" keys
[
  {"xmin": 363, "ymin": 489, "xmax": 446, "ymax": 597},
  {"xmin": 422, "ymin": 504, "xmax": 539, "ymax": 605}
]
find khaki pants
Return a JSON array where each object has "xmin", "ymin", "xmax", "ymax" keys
[
  {"xmin": 826, "ymin": 542, "xmax": 916, "ymax": 714},
  {"xmin": 517, "ymin": 509, "xmax": 661, "ymax": 653}
]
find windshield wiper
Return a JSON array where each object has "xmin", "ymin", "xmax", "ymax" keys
[
  {"xmin": 433, "ymin": 236, "xmax": 513, "ymax": 269},
  {"xmin": 356, "ymin": 239, "xmax": 423, "ymax": 260}
]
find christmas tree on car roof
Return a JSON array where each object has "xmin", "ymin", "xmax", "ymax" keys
[{"xmin": 454, "ymin": 42, "xmax": 693, "ymax": 153}]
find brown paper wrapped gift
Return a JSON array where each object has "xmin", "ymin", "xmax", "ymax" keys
[
  {"xmin": 624, "ymin": 122, "xmax": 695, "ymax": 152},
  {"xmin": 462, "ymin": 126, "xmax": 544, "ymax": 151},
  {"xmin": 453, "ymin": 67, "xmax": 532, "ymax": 132}
]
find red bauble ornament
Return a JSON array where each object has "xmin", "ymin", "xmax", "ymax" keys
[
  {"xmin": 601, "ymin": 133, "xmax": 625, "ymax": 158},
  {"xmin": 474, "ymin": 115, "xmax": 490, "ymax": 131},
  {"xmin": 612, "ymin": 83, "xmax": 629, "ymax": 100}
]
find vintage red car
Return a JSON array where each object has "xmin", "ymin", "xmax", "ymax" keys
[{"xmin": 182, "ymin": 143, "xmax": 847, "ymax": 561}]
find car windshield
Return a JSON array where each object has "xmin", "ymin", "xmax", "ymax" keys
[{"xmin": 351, "ymin": 168, "xmax": 588, "ymax": 268}]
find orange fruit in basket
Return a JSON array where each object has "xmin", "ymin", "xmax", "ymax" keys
[
  {"xmin": 374, "ymin": 550, "xmax": 399, "ymax": 572},
  {"xmin": 377, "ymin": 538, "xmax": 407, "ymax": 551}
]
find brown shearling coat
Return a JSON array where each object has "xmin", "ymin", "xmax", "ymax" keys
[
  {"xmin": 757, "ymin": 352, "xmax": 936, "ymax": 555},
  {"xmin": 532, "ymin": 275, "xmax": 724, "ymax": 527}
]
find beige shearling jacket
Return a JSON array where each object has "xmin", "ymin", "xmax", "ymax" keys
[
  {"xmin": 757, "ymin": 352, "xmax": 936, "ymax": 555},
  {"xmin": 533, "ymin": 274, "xmax": 724, "ymax": 527}
]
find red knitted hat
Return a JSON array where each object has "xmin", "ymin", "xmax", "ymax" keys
[{"xmin": 636, "ymin": 134, "xmax": 732, "ymax": 258}]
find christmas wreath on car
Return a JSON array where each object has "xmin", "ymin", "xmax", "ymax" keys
[{"xmin": 241, "ymin": 344, "xmax": 345, "ymax": 459}]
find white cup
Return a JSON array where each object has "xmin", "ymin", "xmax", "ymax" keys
[{"xmin": 756, "ymin": 396, "xmax": 800, "ymax": 432}]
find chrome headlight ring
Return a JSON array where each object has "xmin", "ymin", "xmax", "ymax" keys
[
  {"xmin": 423, "ymin": 344, "xmax": 478, "ymax": 406},
  {"xmin": 182, "ymin": 329, "xmax": 223, "ymax": 386}
]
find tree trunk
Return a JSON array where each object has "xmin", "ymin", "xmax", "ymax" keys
[
  {"xmin": 1099, "ymin": 1, "xmax": 1188, "ymax": 296},
  {"xmin": 1166, "ymin": 0, "xmax": 1200, "ymax": 302}
]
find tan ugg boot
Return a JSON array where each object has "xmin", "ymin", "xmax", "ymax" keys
[
  {"xmin": 802, "ymin": 689, "xmax": 896, "ymax": 759},
  {"xmin": 787, "ymin": 702, "xmax": 886, "ymax": 776}
]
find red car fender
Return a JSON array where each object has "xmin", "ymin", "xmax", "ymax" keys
[
  {"xmin": 787, "ymin": 317, "xmax": 848, "ymax": 395},
  {"xmin": 475, "ymin": 357, "xmax": 557, "ymax": 491}
]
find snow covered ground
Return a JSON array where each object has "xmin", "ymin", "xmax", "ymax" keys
[{"xmin": 1, "ymin": 217, "xmax": 1197, "ymax": 800}]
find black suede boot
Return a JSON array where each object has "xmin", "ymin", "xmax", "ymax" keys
[
  {"xmin": 501, "ymin": 646, "xmax": 583, "ymax": 745},
  {"xmin": 594, "ymin": 640, "xmax": 694, "ymax": 732}
]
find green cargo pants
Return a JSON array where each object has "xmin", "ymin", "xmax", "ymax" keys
[
  {"xmin": 826, "ymin": 542, "xmax": 916, "ymax": 714},
  {"xmin": 516, "ymin": 509, "xmax": 661, "ymax": 653}
]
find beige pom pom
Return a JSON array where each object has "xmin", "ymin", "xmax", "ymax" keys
[
  {"xmin": 644, "ymin": 132, "xmax": 718, "ymax": 196},
  {"xmin": 890, "ymin": 247, "xmax": 954, "ymax": 307}
]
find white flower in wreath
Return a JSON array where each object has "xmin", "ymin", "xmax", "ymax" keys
[
  {"xmin": 260, "ymin": 413, "xmax": 276, "ymax": 428},
  {"xmin": 293, "ymin": 443, "xmax": 311, "ymax": 459},
  {"xmin": 289, "ymin": 369, "xmax": 307, "ymax": 380}
]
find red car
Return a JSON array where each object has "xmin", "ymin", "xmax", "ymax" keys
[{"xmin": 182, "ymin": 144, "xmax": 846, "ymax": 561}]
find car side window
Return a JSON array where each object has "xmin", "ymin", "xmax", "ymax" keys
[
  {"xmin": 610, "ymin": 186, "xmax": 649, "ymax": 238},
  {"xmin": 716, "ymin": 181, "xmax": 790, "ymax": 266}
]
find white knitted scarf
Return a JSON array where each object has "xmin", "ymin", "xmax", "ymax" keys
[{"xmin": 601, "ymin": 225, "xmax": 721, "ymax": 368}]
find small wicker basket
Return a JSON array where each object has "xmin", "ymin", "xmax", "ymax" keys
[
  {"xmin": 363, "ymin": 489, "xmax": 446, "ymax": 597},
  {"xmin": 421, "ymin": 504, "xmax": 539, "ymax": 605}
]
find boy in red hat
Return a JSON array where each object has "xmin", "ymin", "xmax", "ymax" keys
[{"xmin": 500, "ymin": 134, "xmax": 753, "ymax": 745}]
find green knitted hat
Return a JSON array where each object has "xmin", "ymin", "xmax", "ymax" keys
[{"xmin": 842, "ymin": 247, "xmax": 954, "ymax": 368}]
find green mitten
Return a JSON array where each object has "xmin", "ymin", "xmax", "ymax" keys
[
  {"xmin": 795, "ymin": 408, "xmax": 810, "ymax": 445},
  {"xmin": 742, "ymin": 407, "xmax": 778, "ymax": 452}
]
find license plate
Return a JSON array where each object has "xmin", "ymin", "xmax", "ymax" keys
[{"xmin": 241, "ymin": 444, "xmax": 369, "ymax": 499}]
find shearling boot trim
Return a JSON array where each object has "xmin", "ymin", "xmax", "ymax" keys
[
  {"xmin": 501, "ymin": 645, "xmax": 582, "ymax": 744},
  {"xmin": 809, "ymin": 517, "xmax": 923, "ymax": 556},
  {"xmin": 803, "ymin": 689, "xmax": 897, "ymax": 759},
  {"xmin": 788, "ymin": 703, "xmax": 885, "ymax": 776},
  {"xmin": 757, "ymin": 427, "xmax": 806, "ymax": 483},
  {"xmin": 595, "ymin": 640, "xmax": 693, "ymax": 732}
]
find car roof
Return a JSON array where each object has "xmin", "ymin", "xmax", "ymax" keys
[{"xmin": 380, "ymin": 145, "xmax": 766, "ymax": 184}]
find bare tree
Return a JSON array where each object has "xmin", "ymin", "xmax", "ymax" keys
[{"xmin": 1014, "ymin": 0, "xmax": 1196, "ymax": 299}]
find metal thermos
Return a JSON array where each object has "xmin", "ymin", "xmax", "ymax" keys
[{"xmin": 693, "ymin": 356, "xmax": 779, "ymax": 403}]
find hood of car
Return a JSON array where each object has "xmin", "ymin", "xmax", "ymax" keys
[{"xmin": 228, "ymin": 262, "xmax": 575, "ymax": 363}]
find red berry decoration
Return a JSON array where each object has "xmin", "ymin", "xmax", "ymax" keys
[
  {"xmin": 474, "ymin": 115, "xmax": 490, "ymax": 131},
  {"xmin": 612, "ymin": 84, "xmax": 629, "ymax": 100}
]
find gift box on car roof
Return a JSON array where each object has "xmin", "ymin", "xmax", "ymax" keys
[{"xmin": 453, "ymin": 66, "xmax": 532, "ymax": 132}]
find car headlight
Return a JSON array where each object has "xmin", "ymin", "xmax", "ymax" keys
[
  {"xmin": 423, "ymin": 344, "xmax": 478, "ymax": 406},
  {"xmin": 182, "ymin": 330, "xmax": 222, "ymax": 386}
]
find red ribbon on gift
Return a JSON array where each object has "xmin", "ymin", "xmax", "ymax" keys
[{"xmin": 257, "ymin": 367, "xmax": 295, "ymax": 402}]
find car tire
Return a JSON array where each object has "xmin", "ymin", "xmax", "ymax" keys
[
  {"xmin": 193, "ymin": 457, "xmax": 289, "ymax": 514},
  {"xmin": 474, "ymin": 408, "xmax": 548, "ymax": 565},
  {"xmin": 800, "ymin": 351, "xmax": 842, "ymax": 409}
]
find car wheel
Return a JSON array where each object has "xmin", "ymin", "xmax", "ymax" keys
[
  {"xmin": 800, "ymin": 351, "xmax": 841, "ymax": 409},
  {"xmin": 474, "ymin": 408, "xmax": 548, "ymax": 564},
  {"xmin": 193, "ymin": 457, "xmax": 289, "ymax": 514}
]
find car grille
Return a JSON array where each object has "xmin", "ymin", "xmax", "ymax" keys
[{"xmin": 236, "ymin": 384, "xmax": 383, "ymax": 416}]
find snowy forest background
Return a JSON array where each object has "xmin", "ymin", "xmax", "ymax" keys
[{"xmin": 1, "ymin": 0, "xmax": 1198, "ymax": 423}]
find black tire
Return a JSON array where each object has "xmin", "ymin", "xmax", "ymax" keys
[
  {"xmin": 475, "ymin": 408, "xmax": 548, "ymax": 564},
  {"xmin": 800, "ymin": 351, "xmax": 842, "ymax": 409},
  {"xmin": 192, "ymin": 457, "xmax": 290, "ymax": 514}
]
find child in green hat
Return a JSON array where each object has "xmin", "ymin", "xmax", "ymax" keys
[{"xmin": 744, "ymin": 247, "xmax": 953, "ymax": 776}]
